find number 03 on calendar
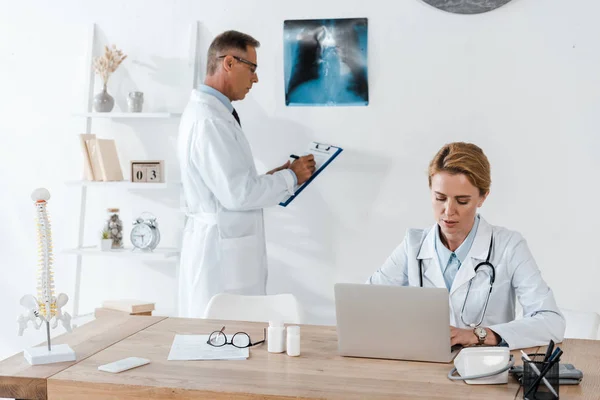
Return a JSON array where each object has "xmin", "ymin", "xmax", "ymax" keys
[{"xmin": 130, "ymin": 160, "xmax": 165, "ymax": 183}]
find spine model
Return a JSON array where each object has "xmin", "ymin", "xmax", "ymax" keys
[{"xmin": 18, "ymin": 188, "xmax": 72, "ymax": 349}]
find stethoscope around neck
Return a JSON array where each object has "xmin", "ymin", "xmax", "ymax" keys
[{"xmin": 418, "ymin": 234, "xmax": 496, "ymax": 328}]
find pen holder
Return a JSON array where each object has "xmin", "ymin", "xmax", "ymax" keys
[{"xmin": 523, "ymin": 353, "xmax": 559, "ymax": 400}]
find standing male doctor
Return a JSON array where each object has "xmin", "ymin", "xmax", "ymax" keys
[{"xmin": 177, "ymin": 30, "xmax": 315, "ymax": 318}]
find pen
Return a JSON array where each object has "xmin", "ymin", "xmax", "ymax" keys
[
  {"xmin": 543, "ymin": 339, "xmax": 555, "ymax": 363},
  {"xmin": 289, "ymin": 154, "xmax": 299, "ymax": 160},
  {"xmin": 547, "ymin": 347, "xmax": 561, "ymax": 365},
  {"xmin": 520, "ymin": 350, "xmax": 558, "ymax": 398}
]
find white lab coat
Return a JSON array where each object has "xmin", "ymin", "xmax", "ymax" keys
[
  {"xmin": 177, "ymin": 90, "xmax": 296, "ymax": 318},
  {"xmin": 367, "ymin": 217, "xmax": 565, "ymax": 349}
]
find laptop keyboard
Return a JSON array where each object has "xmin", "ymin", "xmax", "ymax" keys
[{"xmin": 451, "ymin": 344, "xmax": 463, "ymax": 353}]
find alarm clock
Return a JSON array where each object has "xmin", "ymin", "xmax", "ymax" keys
[{"xmin": 130, "ymin": 212, "xmax": 160, "ymax": 251}]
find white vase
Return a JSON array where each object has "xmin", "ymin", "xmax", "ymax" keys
[{"xmin": 100, "ymin": 239, "xmax": 113, "ymax": 251}]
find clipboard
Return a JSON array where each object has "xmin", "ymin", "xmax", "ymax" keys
[{"xmin": 279, "ymin": 141, "xmax": 343, "ymax": 207}]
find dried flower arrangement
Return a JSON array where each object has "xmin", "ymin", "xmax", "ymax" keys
[{"xmin": 93, "ymin": 44, "xmax": 127, "ymax": 88}]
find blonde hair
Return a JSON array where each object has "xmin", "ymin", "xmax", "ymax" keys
[{"xmin": 428, "ymin": 142, "xmax": 491, "ymax": 196}]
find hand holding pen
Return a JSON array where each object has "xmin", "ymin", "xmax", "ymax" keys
[{"xmin": 289, "ymin": 154, "xmax": 315, "ymax": 185}]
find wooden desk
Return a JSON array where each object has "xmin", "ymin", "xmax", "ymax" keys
[
  {"xmin": 45, "ymin": 318, "xmax": 600, "ymax": 399},
  {"xmin": 0, "ymin": 315, "xmax": 166, "ymax": 400}
]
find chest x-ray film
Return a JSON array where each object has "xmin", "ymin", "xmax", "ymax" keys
[{"xmin": 284, "ymin": 18, "xmax": 368, "ymax": 107}]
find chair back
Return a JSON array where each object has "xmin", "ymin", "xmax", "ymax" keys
[
  {"xmin": 204, "ymin": 293, "xmax": 303, "ymax": 324},
  {"xmin": 560, "ymin": 308, "xmax": 600, "ymax": 340}
]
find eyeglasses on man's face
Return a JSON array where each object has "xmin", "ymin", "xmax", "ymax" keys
[
  {"xmin": 207, "ymin": 326, "xmax": 266, "ymax": 348},
  {"xmin": 218, "ymin": 55, "xmax": 258, "ymax": 74}
]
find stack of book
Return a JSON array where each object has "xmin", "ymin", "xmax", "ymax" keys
[
  {"xmin": 95, "ymin": 299, "xmax": 155, "ymax": 318},
  {"xmin": 79, "ymin": 134, "xmax": 124, "ymax": 181}
]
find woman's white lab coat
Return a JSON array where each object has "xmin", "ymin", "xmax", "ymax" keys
[
  {"xmin": 367, "ymin": 217, "xmax": 565, "ymax": 349},
  {"xmin": 177, "ymin": 90, "xmax": 295, "ymax": 318}
]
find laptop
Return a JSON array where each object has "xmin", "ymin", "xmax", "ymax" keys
[{"xmin": 334, "ymin": 283, "xmax": 460, "ymax": 363}]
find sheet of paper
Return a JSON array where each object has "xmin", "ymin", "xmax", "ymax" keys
[
  {"xmin": 167, "ymin": 334, "xmax": 249, "ymax": 361},
  {"xmin": 279, "ymin": 141, "xmax": 343, "ymax": 207},
  {"xmin": 299, "ymin": 147, "xmax": 330, "ymax": 184}
]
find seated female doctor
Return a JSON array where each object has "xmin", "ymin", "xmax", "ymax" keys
[{"xmin": 367, "ymin": 142, "xmax": 565, "ymax": 350}]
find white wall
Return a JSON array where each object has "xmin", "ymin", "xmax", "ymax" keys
[{"xmin": 1, "ymin": 0, "xmax": 599, "ymax": 360}]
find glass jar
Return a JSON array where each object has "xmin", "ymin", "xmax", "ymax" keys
[
  {"xmin": 106, "ymin": 208, "xmax": 123, "ymax": 249},
  {"xmin": 127, "ymin": 91, "xmax": 144, "ymax": 112}
]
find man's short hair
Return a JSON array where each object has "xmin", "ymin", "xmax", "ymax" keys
[{"xmin": 206, "ymin": 30, "xmax": 260, "ymax": 76}]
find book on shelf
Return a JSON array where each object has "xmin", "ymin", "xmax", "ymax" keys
[
  {"xmin": 101, "ymin": 299, "xmax": 155, "ymax": 314},
  {"xmin": 95, "ymin": 138, "xmax": 124, "ymax": 181},
  {"xmin": 94, "ymin": 307, "xmax": 153, "ymax": 318},
  {"xmin": 83, "ymin": 137, "xmax": 124, "ymax": 181},
  {"xmin": 85, "ymin": 138, "xmax": 103, "ymax": 181},
  {"xmin": 79, "ymin": 133, "xmax": 96, "ymax": 181}
]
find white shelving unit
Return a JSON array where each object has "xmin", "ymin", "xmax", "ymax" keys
[
  {"xmin": 73, "ymin": 112, "xmax": 181, "ymax": 119},
  {"xmin": 65, "ymin": 180, "xmax": 175, "ymax": 189},
  {"xmin": 64, "ymin": 246, "xmax": 180, "ymax": 259},
  {"xmin": 67, "ymin": 22, "xmax": 201, "ymax": 319}
]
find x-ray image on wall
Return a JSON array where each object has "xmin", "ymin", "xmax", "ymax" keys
[{"xmin": 284, "ymin": 18, "xmax": 368, "ymax": 107}]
